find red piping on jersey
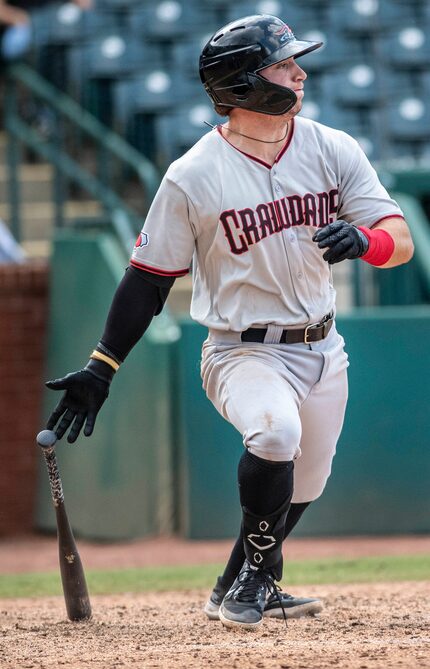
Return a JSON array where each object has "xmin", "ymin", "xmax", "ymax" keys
[
  {"xmin": 217, "ymin": 118, "xmax": 295, "ymax": 169},
  {"xmin": 369, "ymin": 214, "xmax": 405, "ymax": 227},
  {"xmin": 130, "ymin": 258, "xmax": 189, "ymax": 277}
]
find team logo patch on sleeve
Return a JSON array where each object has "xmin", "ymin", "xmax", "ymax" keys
[{"xmin": 135, "ymin": 232, "xmax": 149, "ymax": 248}]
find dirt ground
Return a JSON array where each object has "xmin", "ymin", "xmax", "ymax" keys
[
  {"xmin": 1, "ymin": 535, "xmax": 429, "ymax": 668},
  {"xmin": 1, "ymin": 582, "xmax": 429, "ymax": 669}
]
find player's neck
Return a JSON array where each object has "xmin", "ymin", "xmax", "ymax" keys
[{"xmin": 221, "ymin": 112, "xmax": 291, "ymax": 165}]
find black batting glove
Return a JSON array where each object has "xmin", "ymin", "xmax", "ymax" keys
[
  {"xmin": 45, "ymin": 359, "xmax": 113, "ymax": 443},
  {"xmin": 312, "ymin": 220, "xmax": 369, "ymax": 264}
]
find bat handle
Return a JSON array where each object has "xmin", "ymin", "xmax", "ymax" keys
[{"xmin": 42, "ymin": 449, "xmax": 64, "ymax": 506}]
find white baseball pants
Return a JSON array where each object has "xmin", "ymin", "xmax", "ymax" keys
[{"xmin": 200, "ymin": 324, "xmax": 349, "ymax": 502}]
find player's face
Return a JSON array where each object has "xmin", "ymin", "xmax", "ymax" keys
[{"xmin": 260, "ymin": 57, "xmax": 307, "ymax": 112}]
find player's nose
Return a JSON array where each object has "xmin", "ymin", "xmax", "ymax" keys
[{"xmin": 293, "ymin": 61, "xmax": 307, "ymax": 81}]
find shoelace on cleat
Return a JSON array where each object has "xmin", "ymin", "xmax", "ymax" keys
[{"xmin": 232, "ymin": 567, "xmax": 288, "ymax": 627}]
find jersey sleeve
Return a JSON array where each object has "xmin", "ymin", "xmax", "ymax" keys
[
  {"xmin": 130, "ymin": 176, "xmax": 196, "ymax": 277},
  {"xmin": 336, "ymin": 134, "xmax": 404, "ymax": 228}
]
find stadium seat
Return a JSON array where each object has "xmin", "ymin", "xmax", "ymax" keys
[
  {"xmin": 300, "ymin": 102, "xmax": 382, "ymax": 161},
  {"xmin": 67, "ymin": 36, "xmax": 164, "ymax": 125},
  {"xmin": 379, "ymin": 24, "xmax": 430, "ymax": 69},
  {"xmin": 125, "ymin": 2, "xmax": 218, "ymax": 41},
  {"xmin": 69, "ymin": 36, "xmax": 164, "ymax": 83},
  {"xmin": 297, "ymin": 29, "xmax": 364, "ymax": 73},
  {"xmin": 225, "ymin": 2, "xmax": 318, "ymax": 33},
  {"xmin": 155, "ymin": 98, "xmax": 223, "ymax": 165},
  {"xmin": 95, "ymin": 0, "xmax": 141, "ymax": 9},
  {"xmin": 384, "ymin": 96, "xmax": 430, "ymax": 142},
  {"xmin": 30, "ymin": 4, "xmax": 116, "ymax": 47},
  {"xmin": 326, "ymin": 0, "xmax": 416, "ymax": 34},
  {"xmin": 320, "ymin": 64, "xmax": 381, "ymax": 107},
  {"xmin": 113, "ymin": 71, "xmax": 201, "ymax": 122},
  {"xmin": 380, "ymin": 71, "xmax": 418, "ymax": 102},
  {"xmin": 171, "ymin": 34, "xmax": 216, "ymax": 81}
]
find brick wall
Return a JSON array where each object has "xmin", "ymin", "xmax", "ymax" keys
[{"xmin": 0, "ymin": 262, "xmax": 49, "ymax": 536}]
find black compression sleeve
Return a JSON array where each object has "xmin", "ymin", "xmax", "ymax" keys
[{"xmin": 98, "ymin": 266, "xmax": 175, "ymax": 362}]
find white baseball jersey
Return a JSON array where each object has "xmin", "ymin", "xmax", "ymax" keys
[{"xmin": 131, "ymin": 116, "xmax": 404, "ymax": 332}]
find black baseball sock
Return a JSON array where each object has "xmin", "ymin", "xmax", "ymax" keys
[
  {"xmin": 234, "ymin": 450, "xmax": 294, "ymax": 579},
  {"xmin": 219, "ymin": 499, "xmax": 311, "ymax": 592}
]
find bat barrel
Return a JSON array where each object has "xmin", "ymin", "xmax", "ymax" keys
[{"xmin": 56, "ymin": 503, "xmax": 92, "ymax": 621}]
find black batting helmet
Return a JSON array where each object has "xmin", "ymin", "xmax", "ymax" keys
[{"xmin": 199, "ymin": 14, "xmax": 323, "ymax": 116}]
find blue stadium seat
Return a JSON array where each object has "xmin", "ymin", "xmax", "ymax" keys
[
  {"xmin": 225, "ymin": 2, "xmax": 318, "ymax": 33},
  {"xmin": 125, "ymin": 2, "xmax": 217, "ymax": 41},
  {"xmin": 113, "ymin": 70, "xmax": 201, "ymax": 121},
  {"xmin": 320, "ymin": 64, "xmax": 381, "ymax": 107},
  {"xmin": 69, "ymin": 36, "xmax": 164, "ymax": 83},
  {"xmin": 67, "ymin": 36, "xmax": 164, "ymax": 125},
  {"xmin": 171, "ymin": 33, "xmax": 215, "ymax": 81},
  {"xmin": 420, "ymin": 72, "xmax": 430, "ymax": 97},
  {"xmin": 327, "ymin": 0, "xmax": 416, "ymax": 34},
  {"xmin": 95, "ymin": 0, "xmax": 142, "ymax": 9},
  {"xmin": 30, "ymin": 4, "xmax": 116, "ymax": 47},
  {"xmin": 380, "ymin": 71, "xmax": 418, "ymax": 102},
  {"xmin": 379, "ymin": 24, "xmax": 430, "ymax": 69},
  {"xmin": 300, "ymin": 102, "xmax": 382, "ymax": 161},
  {"xmin": 297, "ymin": 29, "xmax": 364, "ymax": 73},
  {"xmin": 155, "ymin": 98, "xmax": 222, "ymax": 165},
  {"xmin": 384, "ymin": 96, "xmax": 430, "ymax": 141}
]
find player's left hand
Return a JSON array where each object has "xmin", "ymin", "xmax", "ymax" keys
[{"xmin": 312, "ymin": 220, "xmax": 369, "ymax": 264}]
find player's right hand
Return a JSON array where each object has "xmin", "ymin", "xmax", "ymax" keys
[{"xmin": 45, "ymin": 362, "xmax": 112, "ymax": 443}]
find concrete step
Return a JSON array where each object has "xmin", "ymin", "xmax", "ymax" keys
[
  {"xmin": 21, "ymin": 239, "xmax": 52, "ymax": 259},
  {"xmin": 0, "ymin": 164, "xmax": 54, "ymax": 202},
  {"xmin": 0, "ymin": 200, "xmax": 102, "ymax": 241}
]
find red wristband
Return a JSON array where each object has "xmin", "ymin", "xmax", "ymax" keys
[{"xmin": 358, "ymin": 226, "xmax": 395, "ymax": 266}]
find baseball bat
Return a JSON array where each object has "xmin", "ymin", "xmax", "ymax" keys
[{"xmin": 36, "ymin": 430, "xmax": 92, "ymax": 621}]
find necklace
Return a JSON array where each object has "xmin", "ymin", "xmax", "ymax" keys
[{"xmin": 204, "ymin": 121, "xmax": 289, "ymax": 144}]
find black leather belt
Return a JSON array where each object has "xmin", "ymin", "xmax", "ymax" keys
[{"xmin": 241, "ymin": 314, "xmax": 334, "ymax": 345}]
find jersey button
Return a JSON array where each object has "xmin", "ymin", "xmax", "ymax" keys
[
  {"xmin": 297, "ymin": 272, "xmax": 303, "ymax": 280},
  {"xmin": 275, "ymin": 185, "xmax": 281, "ymax": 192}
]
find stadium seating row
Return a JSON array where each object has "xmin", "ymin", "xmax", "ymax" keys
[{"xmin": 23, "ymin": 0, "xmax": 430, "ymax": 169}]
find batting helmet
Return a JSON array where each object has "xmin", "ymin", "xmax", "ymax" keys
[{"xmin": 199, "ymin": 14, "xmax": 323, "ymax": 116}]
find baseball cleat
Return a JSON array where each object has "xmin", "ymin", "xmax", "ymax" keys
[
  {"xmin": 204, "ymin": 576, "xmax": 227, "ymax": 620},
  {"xmin": 263, "ymin": 590, "xmax": 323, "ymax": 618},
  {"xmin": 204, "ymin": 575, "xmax": 323, "ymax": 621},
  {"xmin": 218, "ymin": 560, "xmax": 276, "ymax": 630}
]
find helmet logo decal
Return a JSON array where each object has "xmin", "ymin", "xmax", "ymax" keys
[
  {"xmin": 135, "ymin": 232, "xmax": 149, "ymax": 248},
  {"xmin": 272, "ymin": 23, "xmax": 294, "ymax": 42}
]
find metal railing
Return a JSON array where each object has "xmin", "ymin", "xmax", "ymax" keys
[{"xmin": 4, "ymin": 62, "xmax": 160, "ymax": 250}]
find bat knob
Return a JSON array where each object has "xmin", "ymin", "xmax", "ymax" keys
[{"xmin": 37, "ymin": 429, "xmax": 58, "ymax": 449}]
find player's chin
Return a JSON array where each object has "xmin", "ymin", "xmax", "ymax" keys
[{"xmin": 283, "ymin": 98, "xmax": 302, "ymax": 119}]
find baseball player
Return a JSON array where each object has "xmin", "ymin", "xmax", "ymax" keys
[{"xmin": 46, "ymin": 15, "xmax": 414, "ymax": 631}]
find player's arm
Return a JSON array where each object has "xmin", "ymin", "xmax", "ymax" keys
[
  {"xmin": 313, "ymin": 215, "xmax": 414, "ymax": 268},
  {"xmin": 45, "ymin": 266, "xmax": 175, "ymax": 443},
  {"xmin": 367, "ymin": 215, "xmax": 414, "ymax": 268}
]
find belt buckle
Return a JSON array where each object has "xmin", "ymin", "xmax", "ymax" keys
[{"xmin": 304, "ymin": 322, "xmax": 318, "ymax": 344}]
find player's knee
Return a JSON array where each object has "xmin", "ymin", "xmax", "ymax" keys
[{"xmin": 244, "ymin": 421, "xmax": 301, "ymax": 462}]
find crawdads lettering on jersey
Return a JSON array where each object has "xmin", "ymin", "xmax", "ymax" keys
[
  {"xmin": 220, "ymin": 189, "xmax": 338, "ymax": 255},
  {"xmin": 131, "ymin": 116, "xmax": 404, "ymax": 331}
]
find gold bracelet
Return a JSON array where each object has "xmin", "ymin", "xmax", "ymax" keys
[{"xmin": 90, "ymin": 350, "xmax": 120, "ymax": 372}]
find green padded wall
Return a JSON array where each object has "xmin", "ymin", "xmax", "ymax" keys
[
  {"xmin": 174, "ymin": 307, "xmax": 430, "ymax": 538},
  {"xmin": 36, "ymin": 230, "xmax": 178, "ymax": 540}
]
